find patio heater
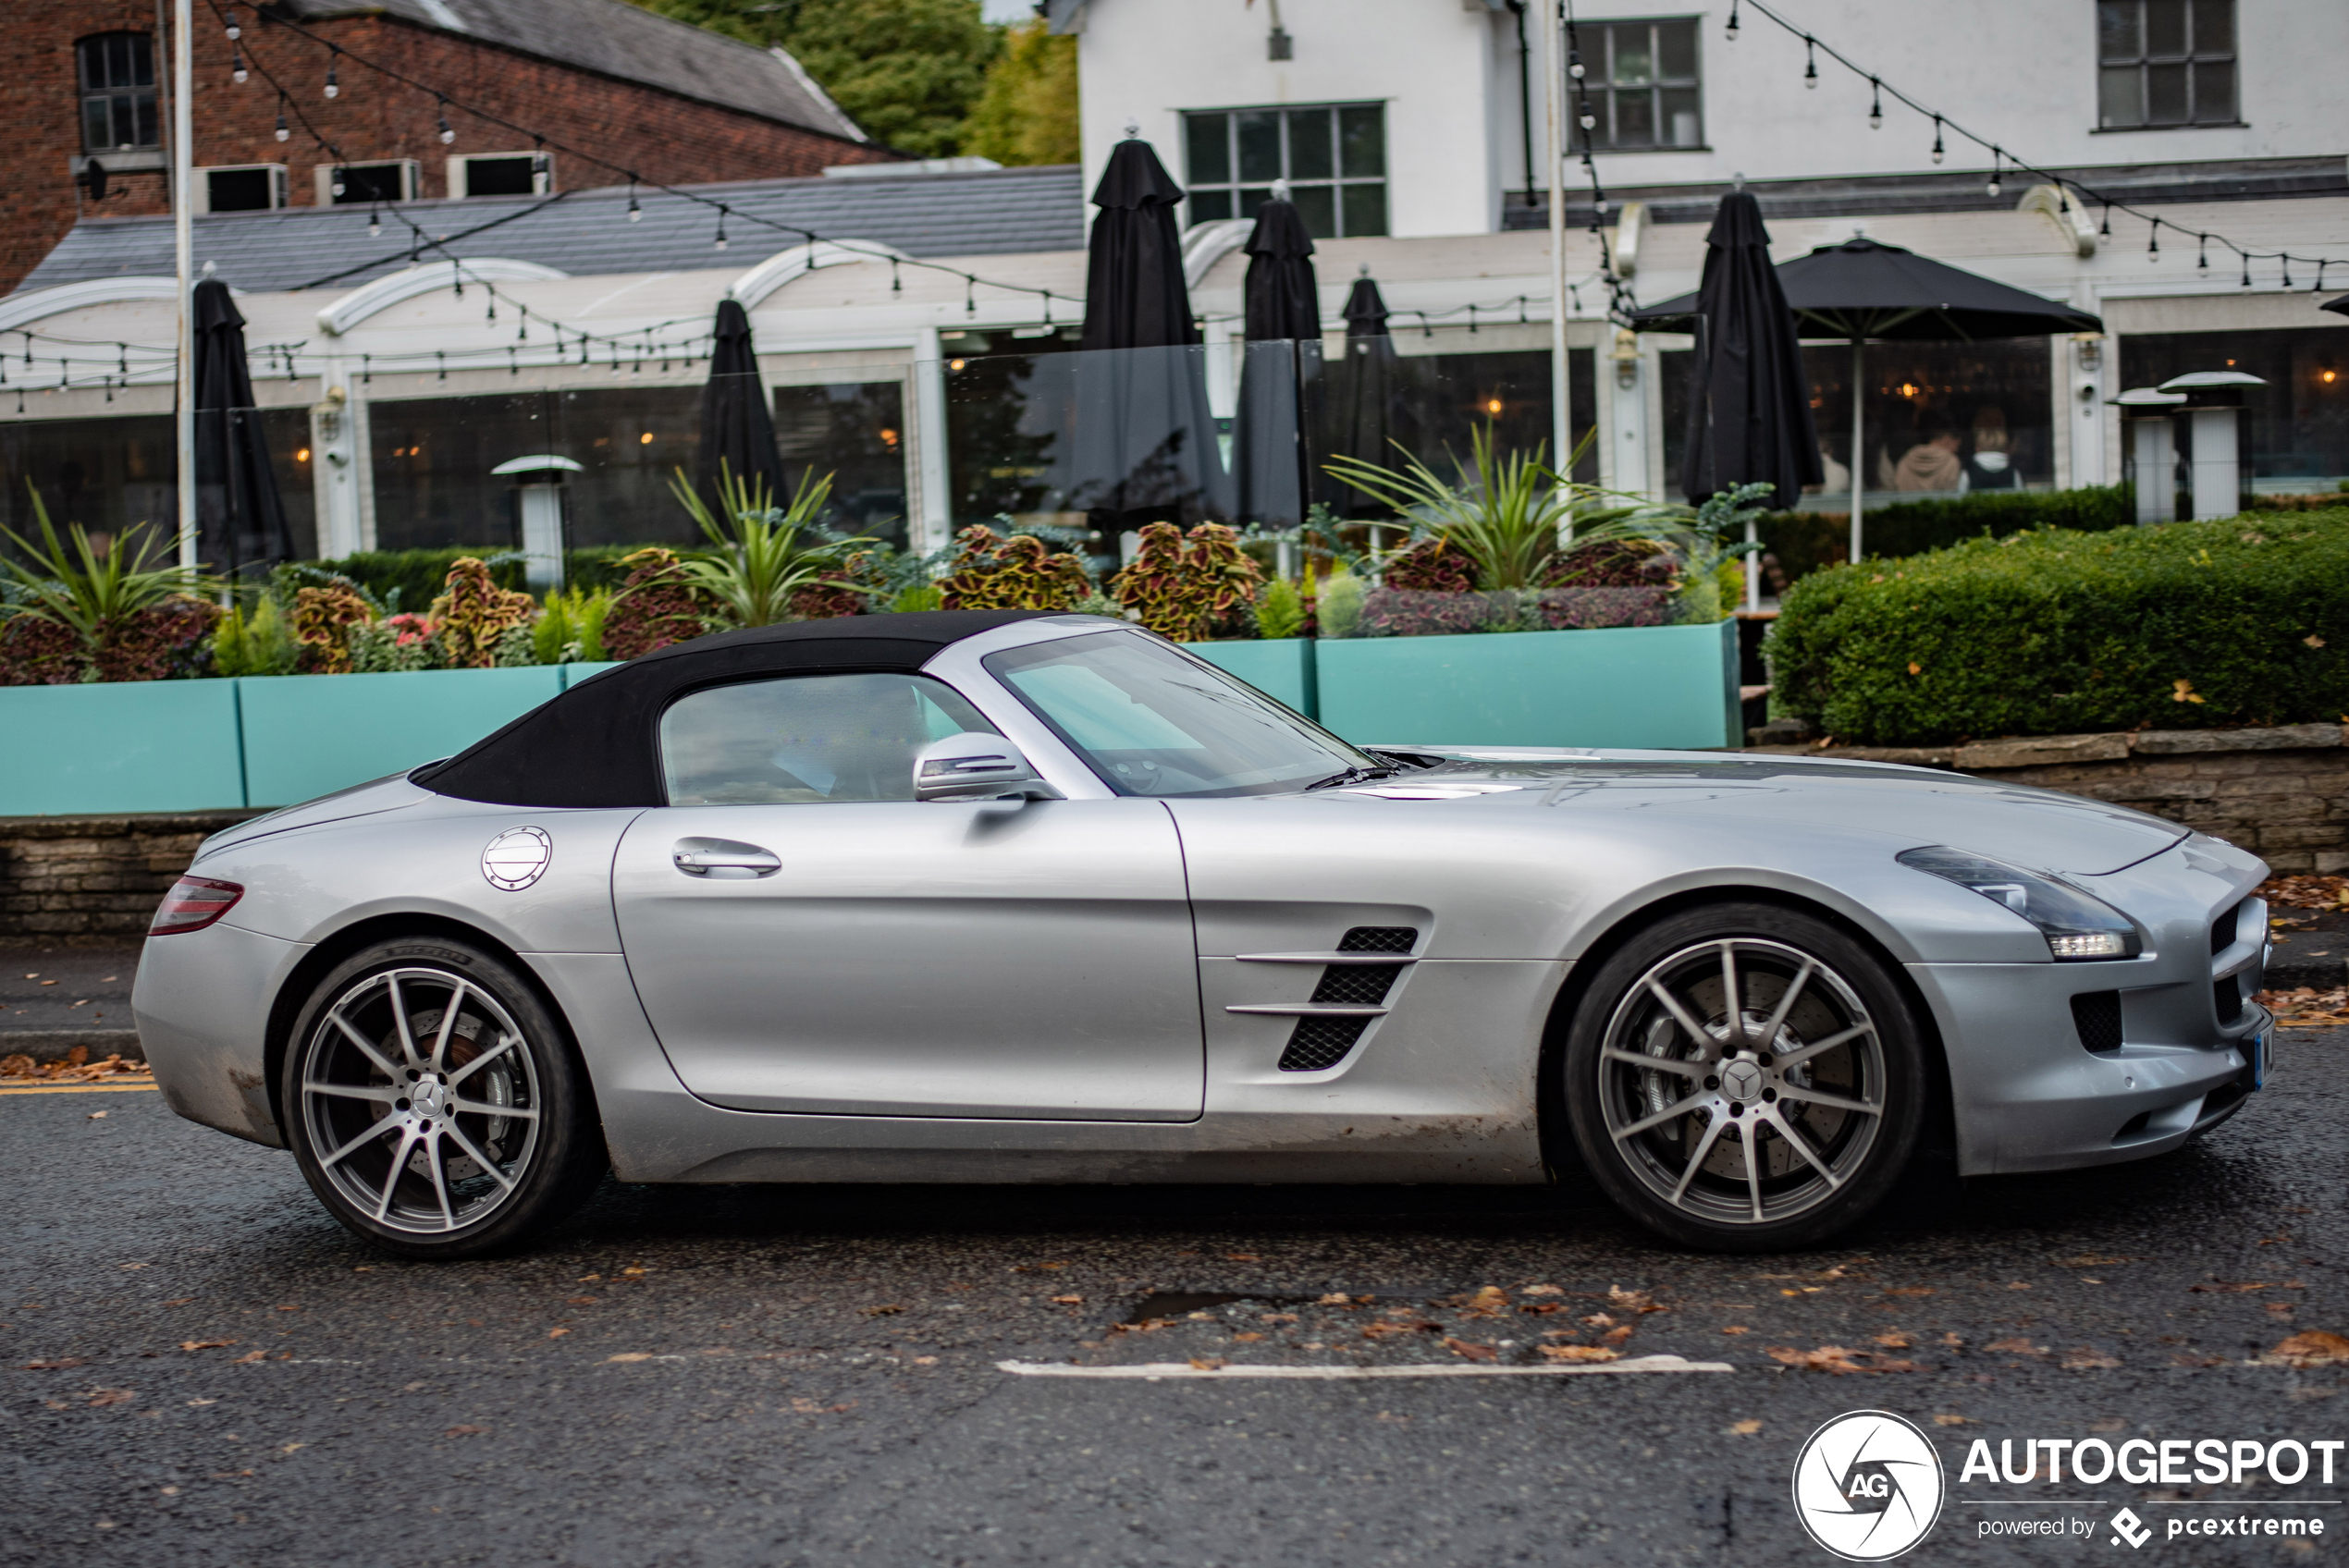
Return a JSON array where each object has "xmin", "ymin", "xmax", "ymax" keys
[
  {"xmin": 2109, "ymin": 387, "xmax": 2184, "ymax": 524},
  {"xmin": 492, "ymin": 454, "xmax": 584, "ymax": 592},
  {"xmin": 2158, "ymin": 369, "xmax": 2267, "ymax": 521}
]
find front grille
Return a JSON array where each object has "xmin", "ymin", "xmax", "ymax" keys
[
  {"xmin": 2213, "ymin": 975, "xmax": 2243, "ymax": 1025},
  {"xmin": 1279, "ymin": 1017, "xmax": 1371, "ymax": 1072},
  {"xmin": 2071, "ymin": 990, "xmax": 2123, "ymax": 1053},
  {"xmin": 2212, "ymin": 899, "xmax": 2247, "ymax": 956},
  {"xmin": 1274, "ymin": 925, "xmax": 1420, "ymax": 1072}
]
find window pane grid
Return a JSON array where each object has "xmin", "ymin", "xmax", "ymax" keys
[
  {"xmin": 76, "ymin": 33, "xmax": 159, "ymax": 152},
  {"xmin": 2095, "ymin": 0, "xmax": 2236, "ymax": 127},
  {"xmin": 1181, "ymin": 104, "xmax": 1387, "ymax": 239},
  {"xmin": 1568, "ymin": 18, "xmax": 1703, "ymax": 152}
]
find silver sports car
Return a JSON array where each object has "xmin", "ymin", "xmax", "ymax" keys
[{"xmin": 133, "ymin": 610, "xmax": 2272, "ymax": 1256}]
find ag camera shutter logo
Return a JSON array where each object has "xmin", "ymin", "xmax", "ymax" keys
[{"xmin": 1792, "ymin": 1410, "xmax": 1946, "ymax": 1561}]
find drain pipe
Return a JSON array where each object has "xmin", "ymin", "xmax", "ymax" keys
[{"xmin": 1508, "ymin": 2, "xmax": 1535, "ymax": 208}]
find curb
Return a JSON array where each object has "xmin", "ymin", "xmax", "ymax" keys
[{"xmin": 0, "ymin": 1029, "xmax": 144, "ymax": 1066}]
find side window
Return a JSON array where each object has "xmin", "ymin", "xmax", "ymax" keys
[
  {"xmin": 659, "ymin": 672, "xmax": 996, "ymax": 806},
  {"xmin": 77, "ymin": 33, "xmax": 158, "ymax": 153}
]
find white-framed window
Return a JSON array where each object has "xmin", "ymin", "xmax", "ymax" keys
[
  {"xmin": 2097, "ymin": 0, "xmax": 2237, "ymax": 129},
  {"xmin": 447, "ymin": 151, "xmax": 553, "ymax": 198},
  {"xmin": 1567, "ymin": 18, "xmax": 1703, "ymax": 152},
  {"xmin": 1182, "ymin": 104, "xmax": 1386, "ymax": 238},
  {"xmin": 314, "ymin": 161, "xmax": 420, "ymax": 206},
  {"xmin": 195, "ymin": 164, "xmax": 289, "ymax": 214},
  {"xmin": 77, "ymin": 33, "xmax": 158, "ymax": 153}
]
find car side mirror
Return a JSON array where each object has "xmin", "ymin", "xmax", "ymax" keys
[{"xmin": 912, "ymin": 732, "xmax": 1064, "ymax": 803}]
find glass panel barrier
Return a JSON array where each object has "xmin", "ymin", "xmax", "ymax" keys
[{"xmin": 2121, "ymin": 327, "xmax": 2349, "ymax": 495}]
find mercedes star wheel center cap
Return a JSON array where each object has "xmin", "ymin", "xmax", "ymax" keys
[
  {"xmin": 1720, "ymin": 1059, "xmax": 1764, "ymax": 1103},
  {"xmin": 411, "ymin": 1080, "xmax": 448, "ymax": 1117}
]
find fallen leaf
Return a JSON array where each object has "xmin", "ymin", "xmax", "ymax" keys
[
  {"xmin": 547, "ymin": 1328, "xmax": 569, "ymax": 1339},
  {"xmin": 1873, "ymin": 1332, "xmax": 1912, "ymax": 1350},
  {"xmin": 1049, "ymin": 1294, "xmax": 1084, "ymax": 1305},
  {"xmin": 187, "ymin": 1399, "xmax": 216, "ymax": 1407},
  {"xmin": 1224, "ymin": 1254, "xmax": 1261, "ymax": 1262},
  {"xmin": 1600, "ymin": 1325, "xmax": 1634, "ymax": 1344},
  {"xmin": 163, "ymin": 1299, "xmax": 192, "ymax": 1307},
  {"xmin": 2268, "ymin": 1331, "xmax": 2349, "ymax": 1367},
  {"xmin": 1361, "ymin": 1318, "xmax": 1436, "ymax": 1340},
  {"xmin": 860, "ymin": 1305, "xmax": 905, "ymax": 1317},
  {"xmin": 20, "ymin": 1358, "xmax": 85, "ymax": 1370},
  {"xmin": 1442, "ymin": 1338, "xmax": 1498, "ymax": 1363},
  {"xmin": 2061, "ymin": 1348, "xmax": 2122, "ymax": 1370},
  {"xmin": 278, "ymin": 1442, "xmax": 303, "ymax": 1455},
  {"xmin": 1932, "ymin": 1415, "xmax": 1976, "ymax": 1427},
  {"xmin": 1985, "ymin": 1338, "xmax": 2048, "ymax": 1356},
  {"xmin": 1885, "ymin": 1287, "xmax": 1934, "ymax": 1298},
  {"xmin": 231, "ymin": 1351, "xmax": 265, "ymax": 1365},
  {"xmin": 2088, "ymin": 1417, "xmax": 2127, "ymax": 1433},
  {"xmin": 1582, "ymin": 1313, "xmax": 1617, "ymax": 1328},
  {"xmin": 1519, "ymin": 1284, "xmax": 1564, "ymax": 1297},
  {"xmin": 619, "ymin": 1267, "xmax": 647, "ymax": 1277},
  {"xmin": 1907, "ymin": 662, "xmax": 1922, "ymax": 676},
  {"xmin": 911, "ymin": 1355, "xmax": 938, "ymax": 1366},
  {"xmin": 603, "ymin": 1353, "xmax": 653, "ymax": 1364},
  {"xmin": 86, "ymin": 1389, "xmax": 135, "ymax": 1406},
  {"xmin": 178, "ymin": 1341, "xmax": 235, "ymax": 1353},
  {"xmin": 1259, "ymin": 1313, "xmax": 1298, "ymax": 1324},
  {"xmin": 1720, "ymin": 1326, "xmax": 1751, "ymax": 1336},
  {"xmin": 1729, "ymin": 1418, "xmax": 1763, "ymax": 1435},
  {"xmin": 566, "ymin": 1296, "xmax": 598, "ymax": 1305},
  {"xmin": 1187, "ymin": 1357, "xmax": 1225, "ymax": 1371},
  {"xmin": 1315, "ymin": 1292, "xmax": 1354, "ymax": 1305},
  {"xmin": 1538, "ymin": 1344, "xmax": 1619, "ymax": 1363},
  {"xmin": 1941, "ymin": 1332, "xmax": 1965, "ymax": 1348},
  {"xmin": 1608, "ymin": 1285, "xmax": 1665, "ymax": 1314},
  {"xmin": 2007, "ymin": 1281, "xmax": 2032, "ymax": 1291},
  {"xmin": 1765, "ymin": 1345, "xmax": 1916, "ymax": 1375},
  {"xmin": 1230, "ymin": 1331, "xmax": 1265, "ymax": 1342},
  {"xmin": 443, "ymin": 1426, "xmax": 484, "ymax": 1438},
  {"xmin": 2306, "ymin": 634, "xmax": 2327, "ymax": 649},
  {"xmin": 87, "ymin": 1111, "xmax": 106, "ymax": 1121}
]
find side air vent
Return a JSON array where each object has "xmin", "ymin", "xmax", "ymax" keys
[
  {"xmin": 2211, "ymin": 900, "xmax": 2244, "ymax": 956},
  {"xmin": 2070, "ymin": 990, "xmax": 2122, "ymax": 1054},
  {"xmin": 2213, "ymin": 975, "xmax": 2244, "ymax": 1025},
  {"xmin": 1276, "ymin": 926, "xmax": 1420, "ymax": 1072}
]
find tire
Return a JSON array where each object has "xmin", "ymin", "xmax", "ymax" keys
[
  {"xmin": 1562, "ymin": 902, "xmax": 1928, "ymax": 1253},
  {"xmin": 281, "ymin": 937, "xmax": 608, "ymax": 1259}
]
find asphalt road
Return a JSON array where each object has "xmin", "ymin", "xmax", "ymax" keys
[{"xmin": 4, "ymin": 1030, "xmax": 2343, "ymax": 1568}]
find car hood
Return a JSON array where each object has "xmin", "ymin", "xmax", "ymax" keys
[{"xmin": 1338, "ymin": 750, "xmax": 2186, "ymax": 876}]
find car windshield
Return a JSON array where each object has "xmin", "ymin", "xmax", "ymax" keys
[{"xmin": 984, "ymin": 631, "xmax": 1378, "ymax": 799}]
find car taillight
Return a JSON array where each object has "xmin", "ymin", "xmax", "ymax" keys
[{"xmin": 151, "ymin": 876, "xmax": 244, "ymax": 936}]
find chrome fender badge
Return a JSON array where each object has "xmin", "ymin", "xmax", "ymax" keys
[{"xmin": 482, "ymin": 827, "xmax": 552, "ymax": 891}]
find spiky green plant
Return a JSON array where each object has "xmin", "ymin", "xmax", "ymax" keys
[
  {"xmin": 665, "ymin": 462, "xmax": 867, "ymax": 630},
  {"xmin": 0, "ymin": 486, "xmax": 203, "ymax": 650}
]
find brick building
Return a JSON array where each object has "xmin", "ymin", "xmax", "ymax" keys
[{"xmin": 0, "ymin": 0, "xmax": 895, "ymax": 295}]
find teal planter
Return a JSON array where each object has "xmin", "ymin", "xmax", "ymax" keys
[
  {"xmin": 1314, "ymin": 620, "xmax": 1740, "ymax": 751},
  {"xmin": 1182, "ymin": 638, "xmax": 1317, "ymax": 718},
  {"xmin": 238, "ymin": 667, "xmax": 565, "ymax": 807},
  {"xmin": 0, "ymin": 680, "xmax": 245, "ymax": 816}
]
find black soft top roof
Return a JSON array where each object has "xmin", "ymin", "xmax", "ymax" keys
[{"xmin": 416, "ymin": 609, "xmax": 1065, "ymax": 808}]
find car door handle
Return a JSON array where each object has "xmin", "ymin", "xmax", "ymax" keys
[{"xmin": 671, "ymin": 839, "xmax": 781, "ymax": 879}]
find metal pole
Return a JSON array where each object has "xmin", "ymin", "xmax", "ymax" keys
[
  {"xmin": 172, "ymin": 0, "xmax": 196, "ymax": 571},
  {"xmin": 1848, "ymin": 337, "xmax": 1864, "ymax": 566},
  {"xmin": 1540, "ymin": 0, "xmax": 1570, "ymax": 477}
]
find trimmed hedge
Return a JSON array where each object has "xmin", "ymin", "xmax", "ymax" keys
[
  {"xmin": 1757, "ymin": 484, "xmax": 2134, "ymax": 583},
  {"xmin": 309, "ymin": 545, "xmax": 655, "ymax": 608},
  {"xmin": 1765, "ymin": 508, "xmax": 2349, "ymax": 746}
]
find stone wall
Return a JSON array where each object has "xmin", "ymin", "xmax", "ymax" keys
[
  {"xmin": 1749, "ymin": 723, "xmax": 2349, "ymax": 874},
  {"xmin": 0, "ymin": 811, "xmax": 264, "ymax": 946}
]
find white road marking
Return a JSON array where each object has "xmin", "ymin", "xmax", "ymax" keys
[{"xmin": 997, "ymin": 1354, "xmax": 1733, "ymax": 1379}]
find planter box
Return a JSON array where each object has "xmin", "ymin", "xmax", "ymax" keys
[
  {"xmin": 238, "ymin": 667, "xmax": 564, "ymax": 807},
  {"xmin": 560, "ymin": 661, "xmax": 624, "ymax": 689},
  {"xmin": 1182, "ymin": 639, "xmax": 1316, "ymax": 717},
  {"xmin": 1314, "ymin": 620, "xmax": 1740, "ymax": 751},
  {"xmin": 0, "ymin": 680, "xmax": 246, "ymax": 816}
]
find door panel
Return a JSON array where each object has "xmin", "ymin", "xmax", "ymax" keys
[{"xmin": 612, "ymin": 800, "xmax": 1203, "ymax": 1121}]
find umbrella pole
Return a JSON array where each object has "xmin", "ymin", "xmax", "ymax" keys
[
  {"xmin": 1848, "ymin": 337, "xmax": 1865, "ymax": 566},
  {"xmin": 171, "ymin": 0, "xmax": 195, "ymax": 572}
]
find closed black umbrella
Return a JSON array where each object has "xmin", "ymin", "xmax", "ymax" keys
[
  {"xmin": 1632, "ymin": 234, "xmax": 2101, "ymax": 558},
  {"xmin": 2323, "ymin": 295, "xmax": 2349, "ymax": 319},
  {"xmin": 1673, "ymin": 193, "xmax": 1821, "ymax": 509},
  {"xmin": 1067, "ymin": 137, "xmax": 1231, "ymax": 532},
  {"xmin": 1235, "ymin": 195, "xmax": 1321, "ymax": 529},
  {"xmin": 1319, "ymin": 270, "xmax": 1406, "ymax": 519},
  {"xmin": 191, "ymin": 278, "xmax": 294, "ymax": 579},
  {"xmin": 696, "ymin": 298, "xmax": 784, "ymax": 511}
]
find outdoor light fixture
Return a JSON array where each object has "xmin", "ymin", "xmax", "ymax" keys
[
  {"xmin": 1611, "ymin": 328, "xmax": 1639, "ymax": 389},
  {"xmin": 2073, "ymin": 332, "xmax": 2103, "ymax": 370}
]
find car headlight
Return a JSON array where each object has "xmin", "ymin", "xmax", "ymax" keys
[{"xmin": 1896, "ymin": 846, "xmax": 2142, "ymax": 961}]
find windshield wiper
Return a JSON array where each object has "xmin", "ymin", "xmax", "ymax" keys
[{"xmin": 1303, "ymin": 764, "xmax": 1397, "ymax": 791}]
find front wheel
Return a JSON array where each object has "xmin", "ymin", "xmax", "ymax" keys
[
  {"xmin": 1563, "ymin": 903, "xmax": 1928, "ymax": 1253},
  {"xmin": 281, "ymin": 937, "xmax": 608, "ymax": 1259}
]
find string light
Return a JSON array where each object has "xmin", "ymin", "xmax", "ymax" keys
[
  {"xmin": 1867, "ymin": 77, "xmax": 1883, "ymax": 129},
  {"xmin": 965, "ymin": 277, "xmax": 977, "ymax": 315},
  {"xmin": 2099, "ymin": 202, "xmax": 2112, "ymax": 239},
  {"xmin": 437, "ymin": 350, "xmax": 447, "ymax": 381},
  {"xmin": 2241, "ymin": 250, "xmax": 2253, "ymax": 288},
  {"xmin": 626, "ymin": 178, "xmax": 641, "ymax": 221},
  {"xmin": 223, "ymin": 3, "xmax": 240, "ymax": 39},
  {"xmin": 1803, "ymin": 36, "xmax": 1818, "ymax": 88},
  {"xmin": 1725, "ymin": 0, "xmax": 1740, "ymax": 40},
  {"xmin": 2197, "ymin": 232, "xmax": 2208, "ymax": 269},
  {"xmin": 436, "ymin": 93, "xmax": 455, "ymax": 145},
  {"xmin": 2317, "ymin": 263, "xmax": 2330, "ymax": 295},
  {"xmin": 531, "ymin": 137, "xmax": 547, "ymax": 191},
  {"xmin": 2146, "ymin": 217, "xmax": 2159, "ymax": 263},
  {"xmin": 890, "ymin": 257, "xmax": 901, "ymax": 293},
  {"xmin": 323, "ymin": 43, "xmax": 339, "ymax": 98},
  {"xmin": 1985, "ymin": 147, "xmax": 1999, "ymax": 198},
  {"xmin": 1929, "ymin": 115, "xmax": 1943, "ymax": 164},
  {"xmin": 367, "ymin": 204, "xmax": 380, "ymax": 239},
  {"xmin": 231, "ymin": 43, "xmax": 247, "ymax": 84},
  {"xmin": 2281, "ymin": 255, "xmax": 2294, "ymax": 288},
  {"xmin": 275, "ymin": 93, "xmax": 289, "ymax": 141},
  {"xmin": 361, "ymin": 354, "xmax": 370, "ymax": 385},
  {"xmin": 712, "ymin": 205, "xmax": 729, "ymax": 251}
]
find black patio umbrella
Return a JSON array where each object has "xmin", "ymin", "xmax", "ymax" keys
[
  {"xmin": 1632, "ymin": 234, "xmax": 2101, "ymax": 559},
  {"xmin": 2323, "ymin": 294, "xmax": 2349, "ymax": 319},
  {"xmin": 696, "ymin": 298, "xmax": 785, "ymax": 513},
  {"xmin": 1234, "ymin": 195, "xmax": 1321, "ymax": 529},
  {"xmin": 191, "ymin": 278, "xmax": 295, "ymax": 579},
  {"xmin": 1319, "ymin": 270, "xmax": 1408, "ymax": 519},
  {"xmin": 1671, "ymin": 192, "xmax": 1821, "ymax": 510},
  {"xmin": 1067, "ymin": 137, "xmax": 1231, "ymax": 533}
]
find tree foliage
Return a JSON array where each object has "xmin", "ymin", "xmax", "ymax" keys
[{"xmin": 961, "ymin": 19, "xmax": 1079, "ymax": 166}]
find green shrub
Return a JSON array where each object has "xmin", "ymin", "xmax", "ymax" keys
[
  {"xmin": 310, "ymin": 546, "xmax": 660, "ymax": 608},
  {"xmin": 1765, "ymin": 508, "xmax": 2349, "ymax": 746},
  {"xmin": 1756, "ymin": 485, "xmax": 2134, "ymax": 583}
]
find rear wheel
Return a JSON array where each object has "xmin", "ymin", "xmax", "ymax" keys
[
  {"xmin": 1563, "ymin": 903, "xmax": 1927, "ymax": 1252},
  {"xmin": 281, "ymin": 937, "xmax": 607, "ymax": 1259}
]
